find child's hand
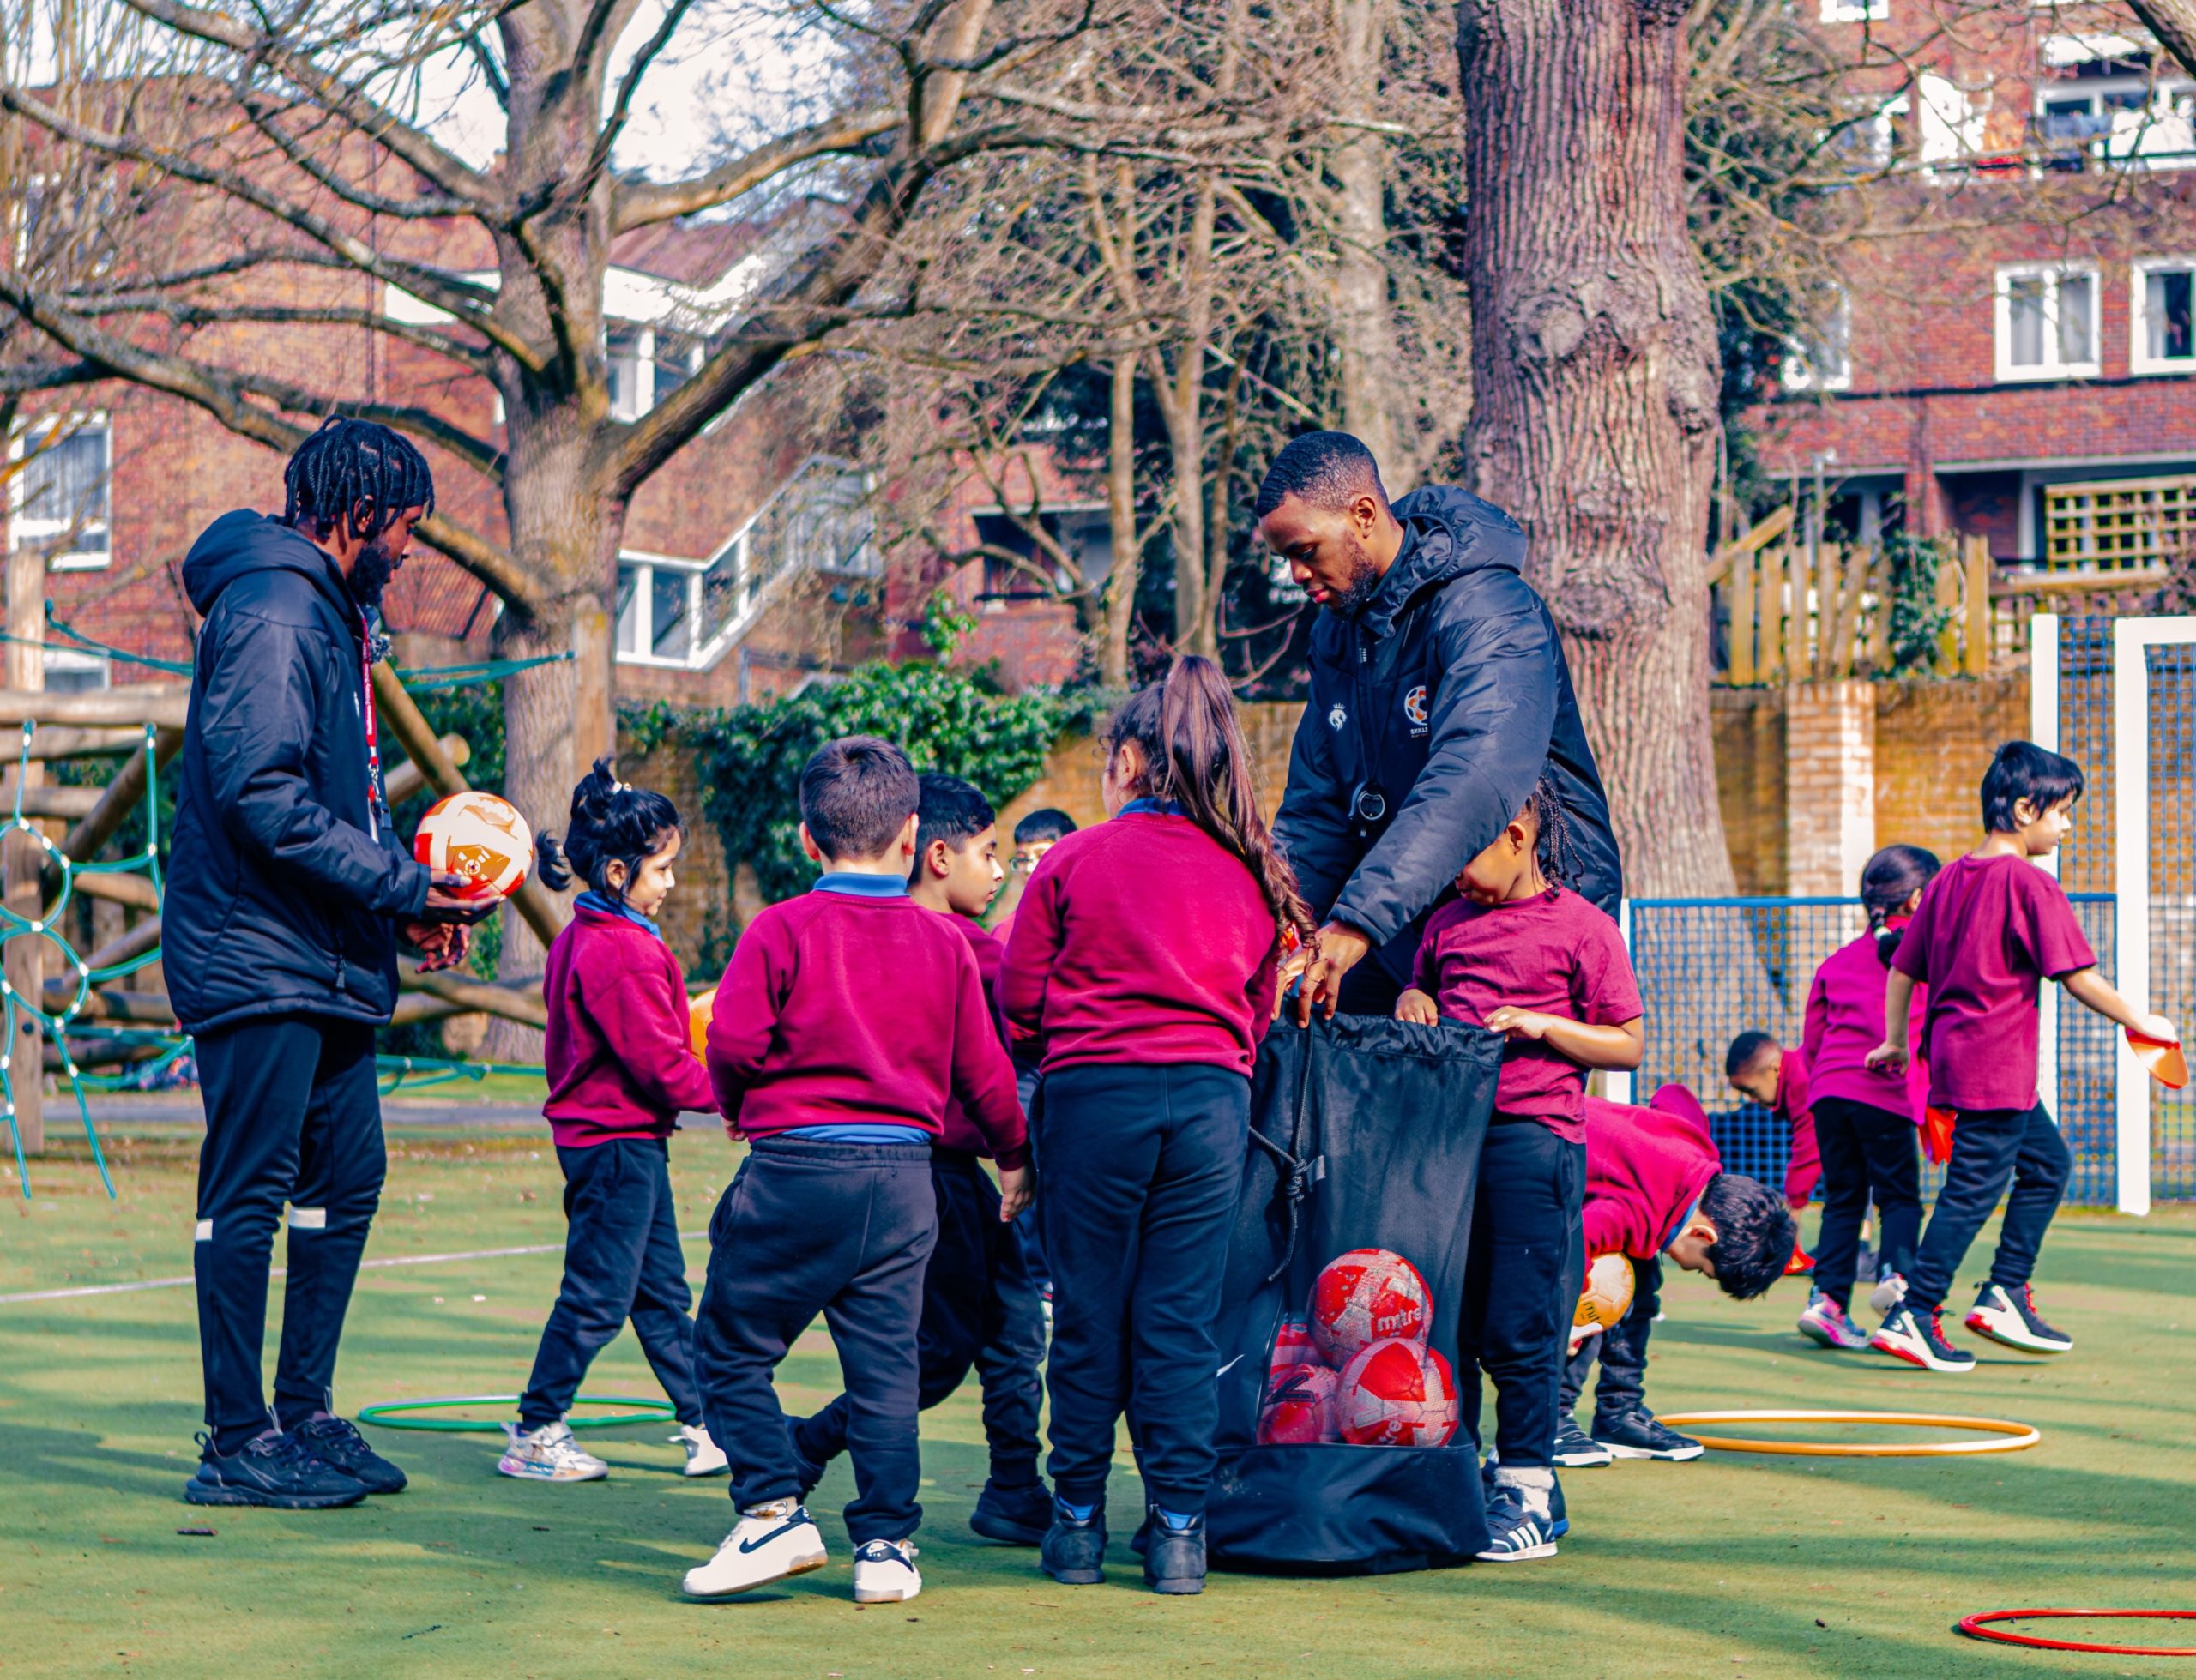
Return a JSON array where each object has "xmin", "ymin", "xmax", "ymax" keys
[
  {"xmin": 2137, "ymin": 1012, "xmax": 2180, "ymax": 1045},
  {"xmin": 997, "ymin": 1164, "xmax": 1033, "ymax": 1223},
  {"xmin": 1395, "ymin": 988, "xmax": 1440, "ymax": 1027},
  {"xmin": 1863, "ymin": 1038, "xmax": 1908, "ymax": 1074},
  {"xmin": 1483, "ymin": 1006, "xmax": 1552, "ymax": 1042}
]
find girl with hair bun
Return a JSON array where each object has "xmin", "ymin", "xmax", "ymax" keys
[
  {"xmin": 1793, "ymin": 843, "xmax": 1941, "ymax": 1353},
  {"xmin": 999, "ymin": 656, "xmax": 1308, "ymax": 1598},
  {"xmin": 498, "ymin": 760, "xmax": 729, "ymax": 1485}
]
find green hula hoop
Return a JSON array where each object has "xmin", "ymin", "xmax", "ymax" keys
[{"xmin": 357, "ymin": 1394, "xmax": 679, "ymax": 1433}]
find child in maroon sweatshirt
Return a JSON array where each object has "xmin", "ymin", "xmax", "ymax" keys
[
  {"xmin": 791, "ymin": 773, "xmax": 1052, "ymax": 1548},
  {"xmin": 1558, "ymin": 1092, "xmax": 1793, "ymax": 1468},
  {"xmin": 1792, "ymin": 844, "xmax": 1938, "ymax": 1353},
  {"xmin": 500, "ymin": 762, "xmax": 723, "ymax": 1486},
  {"xmin": 1001, "ymin": 657, "xmax": 1302, "ymax": 1598},
  {"xmin": 684, "ymin": 738, "xmax": 1029, "ymax": 1609}
]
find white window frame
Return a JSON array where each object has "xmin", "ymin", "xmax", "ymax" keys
[
  {"xmin": 8, "ymin": 410, "xmax": 112, "ymax": 571},
  {"xmin": 1819, "ymin": 0, "xmax": 1886, "ymax": 20},
  {"xmin": 1782, "ymin": 284, "xmax": 1854, "ymax": 392},
  {"xmin": 41, "ymin": 648, "xmax": 110, "ymax": 693},
  {"xmin": 2131, "ymin": 256, "xmax": 2196, "ymax": 374},
  {"xmin": 1994, "ymin": 263, "xmax": 2102, "ymax": 382}
]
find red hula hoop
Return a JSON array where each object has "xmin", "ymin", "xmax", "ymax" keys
[{"xmin": 1958, "ymin": 1608, "xmax": 2196, "ymax": 1657}]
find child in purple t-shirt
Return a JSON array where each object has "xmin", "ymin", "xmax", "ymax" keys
[
  {"xmin": 1396, "ymin": 774, "xmax": 1643, "ymax": 1562},
  {"xmin": 1866, "ymin": 742, "xmax": 2177, "ymax": 1373}
]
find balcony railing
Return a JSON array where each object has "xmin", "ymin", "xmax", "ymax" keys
[{"xmin": 615, "ymin": 455, "xmax": 878, "ymax": 671}]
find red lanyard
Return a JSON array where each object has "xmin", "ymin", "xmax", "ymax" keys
[{"xmin": 360, "ymin": 613, "xmax": 382, "ymax": 841}]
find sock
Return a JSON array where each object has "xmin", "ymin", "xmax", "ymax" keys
[
  {"xmin": 274, "ymin": 1400, "xmax": 329, "ymax": 1433},
  {"xmin": 1493, "ymin": 1464, "xmax": 1553, "ymax": 1521},
  {"xmin": 1154, "ymin": 1507, "xmax": 1199, "ymax": 1532},
  {"xmin": 1055, "ymin": 1497, "xmax": 1097, "ymax": 1522},
  {"xmin": 988, "ymin": 1457, "xmax": 1041, "ymax": 1490}
]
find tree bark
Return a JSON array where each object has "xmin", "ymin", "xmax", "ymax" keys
[
  {"xmin": 1333, "ymin": 0, "xmax": 1400, "ymax": 474},
  {"xmin": 1456, "ymin": 0, "xmax": 1734, "ymax": 895},
  {"xmin": 1100, "ymin": 356, "xmax": 1142, "ymax": 688},
  {"xmin": 2129, "ymin": 1, "xmax": 2196, "ymax": 81}
]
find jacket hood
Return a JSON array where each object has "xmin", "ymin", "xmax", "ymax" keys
[
  {"xmin": 1357, "ymin": 485, "xmax": 1527, "ymax": 640},
  {"xmin": 183, "ymin": 509, "xmax": 357, "ymax": 622}
]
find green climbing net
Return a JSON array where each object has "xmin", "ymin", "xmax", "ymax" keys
[{"xmin": 2, "ymin": 716, "xmax": 550, "ymax": 1201}]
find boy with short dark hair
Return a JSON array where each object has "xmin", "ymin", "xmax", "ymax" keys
[
  {"xmin": 1556, "ymin": 1089, "xmax": 1795, "ymax": 1467},
  {"xmin": 1867, "ymin": 741, "xmax": 2177, "ymax": 1372},
  {"xmin": 1724, "ymin": 1029, "xmax": 1822, "ymax": 1221},
  {"xmin": 685, "ymin": 738, "xmax": 1032, "ymax": 1605},
  {"xmin": 791, "ymin": 774, "xmax": 1052, "ymax": 1545}
]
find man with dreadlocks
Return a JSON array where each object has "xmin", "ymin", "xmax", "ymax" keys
[{"xmin": 169, "ymin": 418, "xmax": 486, "ymax": 1510}]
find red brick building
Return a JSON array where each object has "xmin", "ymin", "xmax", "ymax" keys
[{"xmin": 1742, "ymin": 3, "xmax": 2196, "ymax": 572}]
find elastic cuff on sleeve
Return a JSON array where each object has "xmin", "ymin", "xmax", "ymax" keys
[{"xmin": 994, "ymin": 1144, "xmax": 1031, "ymax": 1172}]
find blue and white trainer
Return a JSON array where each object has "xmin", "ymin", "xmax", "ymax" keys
[
  {"xmin": 1475, "ymin": 1490, "xmax": 1560, "ymax": 1563},
  {"xmin": 684, "ymin": 1499, "xmax": 829, "ymax": 1599},
  {"xmin": 1966, "ymin": 1282, "xmax": 2073, "ymax": 1354},
  {"xmin": 1871, "ymin": 1304, "xmax": 1974, "ymax": 1372},
  {"xmin": 852, "ymin": 1538, "xmax": 922, "ymax": 1603}
]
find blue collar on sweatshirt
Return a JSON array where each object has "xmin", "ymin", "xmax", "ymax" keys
[
  {"xmin": 1119, "ymin": 798, "xmax": 1188, "ymax": 818},
  {"xmin": 1661, "ymin": 1193, "xmax": 1704, "ymax": 1255},
  {"xmin": 811, "ymin": 872, "xmax": 909, "ymax": 898},
  {"xmin": 575, "ymin": 888, "xmax": 662, "ymax": 941}
]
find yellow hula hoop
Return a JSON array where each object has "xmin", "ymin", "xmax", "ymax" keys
[{"xmin": 1655, "ymin": 1408, "xmax": 2042, "ymax": 1458}]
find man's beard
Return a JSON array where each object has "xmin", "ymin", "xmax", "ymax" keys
[
  {"xmin": 347, "ymin": 535, "xmax": 400, "ymax": 611},
  {"xmin": 1326, "ymin": 535, "xmax": 1384, "ymax": 617}
]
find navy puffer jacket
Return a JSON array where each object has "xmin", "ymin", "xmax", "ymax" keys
[
  {"xmin": 1272, "ymin": 485, "xmax": 1622, "ymax": 1002},
  {"xmin": 166, "ymin": 512, "xmax": 431, "ymax": 1033}
]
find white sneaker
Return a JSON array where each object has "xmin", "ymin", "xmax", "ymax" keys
[
  {"xmin": 498, "ymin": 1420, "xmax": 607, "ymax": 1483},
  {"xmin": 851, "ymin": 1538, "xmax": 922, "ymax": 1603},
  {"xmin": 684, "ymin": 1501, "xmax": 828, "ymax": 1599},
  {"xmin": 1869, "ymin": 1271, "xmax": 1909, "ymax": 1315},
  {"xmin": 675, "ymin": 1424, "xmax": 730, "ymax": 1478}
]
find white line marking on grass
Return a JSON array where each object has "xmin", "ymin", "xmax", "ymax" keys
[{"xmin": 0, "ymin": 1232, "xmax": 707, "ymax": 1304}]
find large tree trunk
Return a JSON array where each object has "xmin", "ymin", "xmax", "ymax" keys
[
  {"xmin": 1333, "ymin": 0, "xmax": 1400, "ymax": 476},
  {"xmin": 1456, "ymin": 0, "xmax": 1733, "ymax": 895},
  {"xmin": 1100, "ymin": 356, "xmax": 1141, "ymax": 688}
]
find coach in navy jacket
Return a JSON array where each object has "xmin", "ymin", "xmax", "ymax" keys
[
  {"xmin": 173, "ymin": 419, "xmax": 480, "ymax": 1513},
  {"xmin": 1258, "ymin": 433, "xmax": 1620, "ymax": 1015}
]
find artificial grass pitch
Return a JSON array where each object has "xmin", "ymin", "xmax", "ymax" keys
[{"xmin": 4, "ymin": 1128, "xmax": 2194, "ymax": 1678}]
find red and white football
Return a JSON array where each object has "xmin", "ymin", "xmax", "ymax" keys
[
  {"xmin": 1336, "ymin": 1338, "xmax": 1459, "ymax": 1448},
  {"xmin": 1310, "ymin": 1249, "xmax": 1430, "ymax": 1367},
  {"xmin": 1268, "ymin": 1316, "xmax": 1320, "ymax": 1382},
  {"xmin": 1257, "ymin": 1363, "xmax": 1340, "ymax": 1445},
  {"xmin": 413, "ymin": 790, "xmax": 532, "ymax": 900}
]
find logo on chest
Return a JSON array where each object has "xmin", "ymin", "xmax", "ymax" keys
[
  {"xmin": 1402, "ymin": 684, "xmax": 1429, "ymax": 733},
  {"xmin": 1327, "ymin": 702, "xmax": 1348, "ymax": 731}
]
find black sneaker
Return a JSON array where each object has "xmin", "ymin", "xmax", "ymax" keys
[
  {"xmin": 1474, "ymin": 1490, "xmax": 1558, "ymax": 1563},
  {"xmin": 1871, "ymin": 1304, "xmax": 1975, "ymax": 1372},
  {"xmin": 1040, "ymin": 1500, "xmax": 1107, "ymax": 1585},
  {"xmin": 1553, "ymin": 1415, "xmax": 1613, "ymax": 1468},
  {"xmin": 290, "ymin": 1414, "xmax": 407, "ymax": 1494},
  {"xmin": 1967, "ymin": 1282, "xmax": 2072, "ymax": 1354},
  {"xmin": 1592, "ymin": 1407, "xmax": 1704, "ymax": 1462},
  {"xmin": 1143, "ymin": 1508, "xmax": 1206, "ymax": 1595},
  {"xmin": 970, "ymin": 1478, "xmax": 1052, "ymax": 1545},
  {"xmin": 184, "ymin": 1430, "xmax": 366, "ymax": 1509}
]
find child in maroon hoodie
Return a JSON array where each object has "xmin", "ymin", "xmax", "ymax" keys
[
  {"xmin": 1001, "ymin": 657, "xmax": 1305, "ymax": 1598},
  {"xmin": 685, "ymin": 738, "xmax": 1029, "ymax": 1608},
  {"xmin": 1792, "ymin": 844, "xmax": 1938, "ymax": 1353},
  {"xmin": 500, "ymin": 762, "xmax": 723, "ymax": 1486},
  {"xmin": 1395, "ymin": 774, "xmax": 1643, "ymax": 1561},
  {"xmin": 791, "ymin": 773, "xmax": 1052, "ymax": 1547},
  {"xmin": 1557, "ymin": 1091, "xmax": 1794, "ymax": 1469}
]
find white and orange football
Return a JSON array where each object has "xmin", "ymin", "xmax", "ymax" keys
[{"xmin": 413, "ymin": 791, "xmax": 533, "ymax": 900}]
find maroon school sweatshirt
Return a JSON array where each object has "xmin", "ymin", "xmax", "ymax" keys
[
  {"xmin": 936, "ymin": 911, "xmax": 1011, "ymax": 1156},
  {"xmin": 705, "ymin": 880, "xmax": 1029, "ymax": 1169},
  {"xmin": 998, "ymin": 805, "xmax": 1281, "ymax": 1075},
  {"xmin": 543, "ymin": 901, "xmax": 718, "ymax": 1149},
  {"xmin": 1581, "ymin": 1093, "xmax": 1722, "ymax": 1261}
]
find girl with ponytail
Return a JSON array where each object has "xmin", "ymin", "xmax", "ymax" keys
[
  {"xmin": 499, "ymin": 760, "xmax": 728, "ymax": 1486},
  {"xmin": 998, "ymin": 655, "xmax": 1305, "ymax": 1596},
  {"xmin": 1793, "ymin": 843, "xmax": 1941, "ymax": 1353}
]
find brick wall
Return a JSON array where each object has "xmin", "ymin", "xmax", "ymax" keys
[
  {"xmin": 1784, "ymin": 682, "xmax": 1878, "ymax": 896},
  {"xmin": 1712, "ymin": 689, "xmax": 1787, "ymax": 895},
  {"xmin": 1874, "ymin": 672, "xmax": 2031, "ymax": 867}
]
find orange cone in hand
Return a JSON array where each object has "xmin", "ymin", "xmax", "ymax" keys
[{"xmin": 2128, "ymin": 1029, "xmax": 2188, "ymax": 1090}]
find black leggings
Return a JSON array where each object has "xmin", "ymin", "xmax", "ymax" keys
[{"xmin": 1809, "ymin": 1096, "xmax": 1922, "ymax": 1312}]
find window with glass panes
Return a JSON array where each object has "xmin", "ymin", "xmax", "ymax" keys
[
  {"xmin": 2134, "ymin": 260, "xmax": 2196, "ymax": 372},
  {"xmin": 11, "ymin": 416, "xmax": 110, "ymax": 565},
  {"xmin": 1996, "ymin": 265, "xmax": 2099, "ymax": 378}
]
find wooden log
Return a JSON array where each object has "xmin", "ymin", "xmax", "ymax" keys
[
  {"xmin": 1989, "ymin": 563, "xmax": 2170, "ymax": 597},
  {"xmin": 1728, "ymin": 543, "xmax": 1756, "ymax": 685},
  {"xmin": 3, "ymin": 543, "xmax": 40, "ymax": 1151},
  {"xmin": 62, "ymin": 726, "xmax": 183, "ymax": 864},
  {"xmin": 389, "ymin": 992, "xmax": 468, "ymax": 1027},
  {"xmin": 1704, "ymin": 503, "xmax": 1795, "ymax": 587},
  {"xmin": 40, "ymin": 985, "xmax": 177, "ymax": 1027},
  {"xmin": 66, "ymin": 872, "xmax": 161, "ymax": 913},
  {"xmin": 383, "ymin": 734, "xmax": 471, "ymax": 810},
  {"xmin": 1759, "ymin": 545, "xmax": 1785, "ymax": 681},
  {"xmin": 0, "ymin": 685, "xmax": 189, "ymax": 729},
  {"xmin": 397, "ymin": 962, "xmax": 549, "ymax": 1029},
  {"xmin": 11, "ymin": 786, "xmax": 101, "ymax": 820},
  {"xmin": 82, "ymin": 914, "xmax": 161, "ymax": 975},
  {"xmin": 371, "ymin": 661, "xmax": 565, "ymax": 951},
  {"xmin": 23, "ymin": 726, "xmax": 142, "ymax": 760},
  {"xmin": 47, "ymin": 1037, "xmax": 172, "ymax": 1073}
]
